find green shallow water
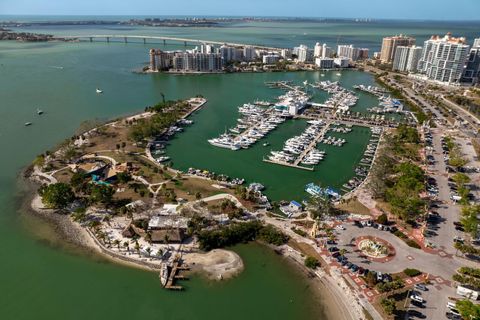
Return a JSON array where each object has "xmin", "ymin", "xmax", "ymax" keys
[
  {"xmin": 0, "ymin": 40, "xmax": 333, "ymax": 320},
  {"xmin": 0, "ymin": 19, "xmax": 477, "ymax": 320}
]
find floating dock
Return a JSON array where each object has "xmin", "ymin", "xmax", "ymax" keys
[
  {"xmin": 293, "ymin": 120, "xmax": 332, "ymax": 166},
  {"xmin": 262, "ymin": 158, "xmax": 314, "ymax": 171}
]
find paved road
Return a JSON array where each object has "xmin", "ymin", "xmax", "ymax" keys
[{"xmin": 335, "ymin": 222, "xmax": 462, "ymax": 279}]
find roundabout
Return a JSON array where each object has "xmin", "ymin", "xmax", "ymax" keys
[{"xmin": 355, "ymin": 235, "xmax": 396, "ymax": 262}]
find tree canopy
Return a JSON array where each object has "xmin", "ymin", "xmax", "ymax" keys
[{"xmin": 39, "ymin": 183, "xmax": 75, "ymax": 209}]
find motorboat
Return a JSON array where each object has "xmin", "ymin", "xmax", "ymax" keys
[{"xmin": 96, "ymin": 88, "xmax": 103, "ymax": 94}]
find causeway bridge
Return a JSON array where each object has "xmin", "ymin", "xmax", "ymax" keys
[{"xmin": 62, "ymin": 34, "xmax": 283, "ymax": 51}]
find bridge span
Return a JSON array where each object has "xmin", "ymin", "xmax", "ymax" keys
[{"xmin": 62, "ymin": 35, "xmax": 283, "ymax": 51}]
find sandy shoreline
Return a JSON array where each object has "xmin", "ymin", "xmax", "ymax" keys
[{"xmin": 23, "ymin": 178, "xmax": 360, "ymax": 320}]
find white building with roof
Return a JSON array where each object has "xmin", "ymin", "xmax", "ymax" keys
[{"xmin": 417, "ymin": 33, "xmax": 470, "ymax": 84}]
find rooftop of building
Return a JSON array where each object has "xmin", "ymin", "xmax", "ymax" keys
[{"xmin": 429, "ymin": 33, "xmax": 467, "ymax": 44}]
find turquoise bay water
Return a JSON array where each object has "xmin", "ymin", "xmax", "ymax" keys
[
  {"xmin": 0, "ymin": 19, "xmax": 478, "ymax": 320},
  {"xmin": 0, "ymin": 40, "xmax": 331, "ymax": 320}
]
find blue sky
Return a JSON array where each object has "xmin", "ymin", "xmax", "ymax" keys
[{"xmin": 1, "ymin": 0, "xmax": 479, "ymax": 20}]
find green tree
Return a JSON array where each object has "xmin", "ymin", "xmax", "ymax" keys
[
  {"xmin": 116, "ymin": 172, "xmax": 132, "ymax": 184},
  {"xmin": 456, "ymin": 300, "xmax": 480, "ymax": 320},
  {"xmin": 39, "ymin": 183, "xmax": 75, "ymax": 209},
  {"xmin": 377, "ymin": 213, "xmax": 388, "ymax": 225},
  {"xmin": 304, "ymin": 256, "xmax": 320, "ymax": 269},
  {"xmin": 380, "ymin": 298, "xmax": 396, "ymax": 315},
  {"xmin": 88, "ymin": 184, "xmax": 115, "ymax": 205},
  {"xmin": 460, "ymin": 205, "xmax": 480, "ymax": 237},
  {"xmin": 70, "ymin": 172, "xmax": 87, "ymax": 192},
  {"xmin": 307, "ymin": 192, "xmax": 333, "ymax": 220}
]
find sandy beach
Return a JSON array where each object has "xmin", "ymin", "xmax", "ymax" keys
[{"xmin": 184, "ymin": 249, "xmax": 244, "ymax": 280}]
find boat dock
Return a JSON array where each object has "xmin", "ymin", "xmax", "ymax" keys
[
  {"xmin": 265, "ymin": 80, "xmax": 294, "ymax": 89},
  {"xmin": 162, "ymin": 260, "xmax": 190, "ymax": 290},
  {"xmin": 262, "ymin": 158, "xmax": 314, "ymax": 171},
  {"xmin": 183, "ymin": 97, "xmax": 207, "ymax": 119},
  {"xmin": 293, "ymin": 120, "xmax": 332, "ymax": 166}
]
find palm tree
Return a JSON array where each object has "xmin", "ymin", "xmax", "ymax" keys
[
  {"xmin": 113, "ymin": 239, "xmax": 121, "ymax": 249},
  {"xmin": 339, "ymin": 248, "xmax": 347, "ymax": 256},
  {"xmin": 145, "ymin": 232, "xmax": 152, "ymax": 244},
  {"xmin": 145, "ymin": 247, "xmax": 152, "ymax": 257},
  {"xmin": 123, "ymin": 241, "xmax": 130, "ymax": 252},
  {"xmin": 307, "ymin": 192, "xmax": 333, "ymax": 221},
  {"xmin": 156, "ymin": 249, "xmax": 163, "ymax": 258},
  {"xmin": 134, "ymin": 241, "xmax": 141, "ymax": 254}
]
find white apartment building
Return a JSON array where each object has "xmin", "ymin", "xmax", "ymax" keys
[
  {"xmin": 417, "ymin": 33, "xmax": 470, "ymax": 84},
  {"xmin": 315, "ymin": 57, "xmax": 334, "ymax": 69}
]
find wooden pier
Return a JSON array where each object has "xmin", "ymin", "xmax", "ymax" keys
[{"xmin": 164, "ymin": 260, "xmax": 190, "ymax": 291}]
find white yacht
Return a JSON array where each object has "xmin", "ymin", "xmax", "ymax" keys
[{"xmin": 96, "ymin": 88, "xmax": 103, "ymax": 94}]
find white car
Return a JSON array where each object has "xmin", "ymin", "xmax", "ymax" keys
[
  {"xmin": 446, "ymin": 301, "xmax": 457, "ymax": 310},
  {"xmin": 410, "ymin": 295, "xmax": 424, "ymax": 303},
  {"xmin": 335, "ymin": 225, "xmax": 346, "ymax": 230}
]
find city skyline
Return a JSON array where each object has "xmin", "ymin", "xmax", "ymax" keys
[{"xmin": 1, "ymin": 0, "xmax": 480, "ymax": 20}]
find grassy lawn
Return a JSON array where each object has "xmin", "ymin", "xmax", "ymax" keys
[{"xmin": 336, "ymin": 199, "xmax": 372, "ymax": 215}]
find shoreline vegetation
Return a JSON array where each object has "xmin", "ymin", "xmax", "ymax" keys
[{"xmin": 24, "ymin": 94, "xmax": 365, "ymax": 319}]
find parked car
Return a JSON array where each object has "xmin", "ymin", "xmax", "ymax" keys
[
  {"xmin": 340, "ymin": 259, "xmax": 349, "ymax": 266},
  {"xmin": 453, "ymin": 236, "xmax": 465, "ymax": 243},
  {"xmin": 328, "ymin": 247, "xmax": 339, "ymax": 252},
  {"xmin": 344, "ymin": 262, "xmax": 352, "ymax": 269},
  {"xmin": 376, "ymin": 272, "xmax": 383, "ymax": 282},
  {"xmin": 410, "ymin": 295, "xmax": 424, "ymax": 303},
  {"xmin": 331, "ymin": 252, "xmax": 341, "ymax": 258},
  {"xmin": 445, "ymin": 312, "xmax": 462, "ymax": 320},
  {"xmin": 335, "ymin": 225, "xmax": 346, "ymax": 231},
  {"xmin": 383, "ymin": 274, "xmax": 393, "ymax": 283},
  {"xmin": 407, "ymin": 309, "xmax": 426, "ymax": 319},
  {"xmin": 414, "ymin": 284, "xmax": 428, "ymax": 291},
  {"xmin": 326, "ymin": 239, "xmax": 336, "ymax": 245}
]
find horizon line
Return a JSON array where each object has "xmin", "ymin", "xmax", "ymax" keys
[{"xmin": 1, "ymin": 14, "xmax": 480, "ymax": 22}]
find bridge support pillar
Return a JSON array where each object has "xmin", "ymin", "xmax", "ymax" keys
[
  {"xmin": 163, "ymin": 39, "xmax": 166, "ymax": 46},
  {"xmin": 143, "ymin": 38, "xmax": 146, "ymax": 44},
  {"xmin": 124, "ymin": 37, "xmax": 128, "ymax": 43},
  {"xmin": 106, "ymin": 37, "xmax": 110, "ymax": 43},
  {"xmin": 89, "ymin": 37, "xmax": 93, "ymax": 42},
  {"xmin": 184, "ymin": 41, "xmax": 187, "ymax": 46}
]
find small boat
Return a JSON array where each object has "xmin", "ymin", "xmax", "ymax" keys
[
  {"xmin": 336, "ymin": 73, "xmax": 342, "ymax": 76},
  {"xmin": 96, "ymin": 88, "xmax": 103, "ymax": 94},
  {"xmin": 37, "ymin": 108, "xmax": 43, "ymax": 115},
  {"xmin": 25, "ymin": 122, "xmax": 32, "ymax": 126},
  {"xmin": 263, "ymin": 142, "xmax": 269, "ymax": 147},
  {"xmin": 320, "ymin": 74, "xmax": 325, "ymax": 77}
]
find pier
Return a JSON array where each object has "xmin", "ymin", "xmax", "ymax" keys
[
  {"xmin": 164, "ymin": 260, "xmax": 190, "ymax": 290},
  {"xmin": 293, "ymin": 120, "xmax": 332, "ymax": 166},
  {"xmin": 262, "ymin": 158, "xmax": 314, "ymax": 171}
]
